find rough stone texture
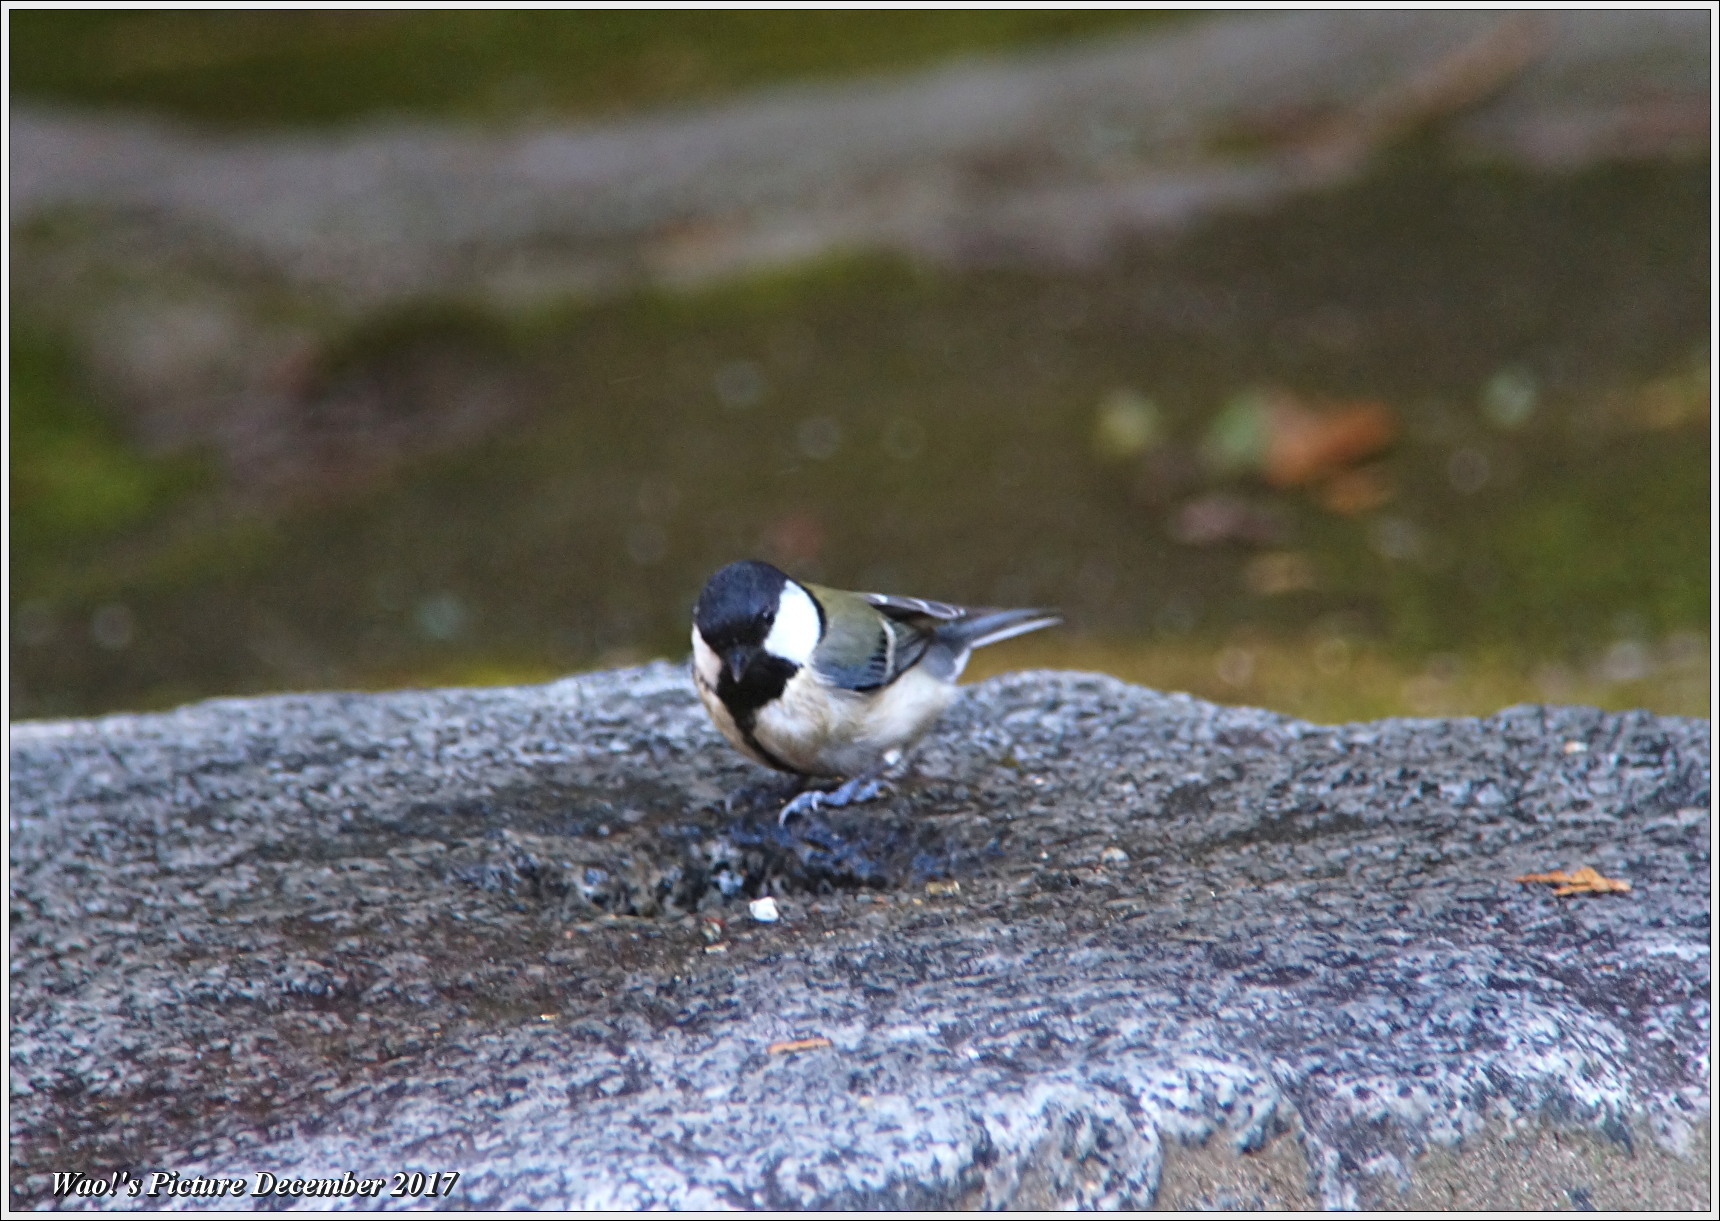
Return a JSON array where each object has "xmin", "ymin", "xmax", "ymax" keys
[{"xmin": 8, "ymin": 665, "xmax": 1711, "ymax": 1209}]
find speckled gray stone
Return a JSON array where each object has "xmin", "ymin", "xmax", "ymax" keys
[{"xmin": 9, "ymin": 665, "xmax": 1710, "ymax": 1209}]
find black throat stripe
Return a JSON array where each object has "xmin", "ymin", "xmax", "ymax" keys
[{"xmin": 716, "ymin": 654, "xmax": 804, "ymax": 775}]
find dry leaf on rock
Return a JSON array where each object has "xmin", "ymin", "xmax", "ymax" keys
[
  {"xmin": 1515, "ymin": 866, "xmax": 1632, "ymax": 896},
  {"xmin": 768, "ymin": 1036, "xmax": 833, "ymax": 1055}
]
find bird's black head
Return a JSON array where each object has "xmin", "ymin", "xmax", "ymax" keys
[
  {"xmin": 693, "ymin": 560, "xmax": 823, "ymax": 724},
  {"xmin": 693, "ymin": 560, "xmax": 789, "ymax": 656}
]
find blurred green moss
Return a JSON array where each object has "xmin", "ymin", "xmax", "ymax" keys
[
  {"xmin": 9, "ymin": 326, "xmax": 209, "ymax": 581},
  {"xmin": 1338, "ymin": 433, "xmax": 1711, "ymax": 657},
  {"xmin": 8, "ymin": 161, "xmax": 1708, "ymax": 720},
  {"xmin": 9, "ymin": 10, "xmax": 1188, "ymax": 129}
]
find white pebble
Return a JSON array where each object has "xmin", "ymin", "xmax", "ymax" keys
[{"xmin": 749, "ymin": 897, "xmax": 781, "ymax": 923}]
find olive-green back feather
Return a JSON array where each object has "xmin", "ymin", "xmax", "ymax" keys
[{"xmin": 804, "ymin": 584, "xmax": 931, "ymax": 692}]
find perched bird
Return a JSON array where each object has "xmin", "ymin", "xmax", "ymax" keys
[{"xmin": 691, "ymin": 560, "xmax": 1059, "ymax": 822}]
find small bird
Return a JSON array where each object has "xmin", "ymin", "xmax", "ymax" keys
[{"xmin": 691, "ymin": 560, "xmax": 1059, "ymax": 822}]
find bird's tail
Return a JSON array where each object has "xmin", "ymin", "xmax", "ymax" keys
[{"xmin": 948, "ymin": 608, "xmax": 1062, "ymax": 651}]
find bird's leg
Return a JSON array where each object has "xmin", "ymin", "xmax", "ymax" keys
[{"xmin": 777, "ymin": 751, "xmax": 901, "ymax": 826}]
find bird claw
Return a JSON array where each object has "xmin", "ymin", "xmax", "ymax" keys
[
  {"xmin": 831, "ymin": 777, "xmax": 888, "ymax": 807},
  {"xmin": 777, "ymin": 790, "xmax": 824, "ymax": 825},
  {"xmin": 778, "ymin": 775, "xmax": 890, "ymax": 825}
]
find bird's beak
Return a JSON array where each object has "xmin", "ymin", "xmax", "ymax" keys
[{"xmin": 724, "ymin": 647, "xmax": 752, "ymax": 683}]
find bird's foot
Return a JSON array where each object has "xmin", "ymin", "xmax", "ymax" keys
[{"xmin": 778, "ymin": 775, "xmax": 890, "ymax": 826}]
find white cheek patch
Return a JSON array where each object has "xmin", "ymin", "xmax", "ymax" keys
[
  {"xmin": 692, "ymin": 627, "xmax": 722, "ymax": 687},
  {"xmin": 763, "ymin": 581, "xmax": 822, "ymax": 665}
]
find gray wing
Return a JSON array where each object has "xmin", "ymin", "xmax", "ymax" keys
[
  {"xmin": 857, "ymin": 592, "xmax": 1060, "ymax": 682},
  {"xmin": 862, "ymin": 592, "xmax": 1058, "ymax": 648},
  {"xmin": 858, "ymin": 592, "xmax": 969, "ymax": 622}
]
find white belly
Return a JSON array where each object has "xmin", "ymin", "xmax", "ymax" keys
[
  {"xmin": 752, "ymin": 664, "xmax": 957, "ymax": 777},
  {"xmin": 691, "ymin": 629, "xmax": 957, "ymax": 777}
]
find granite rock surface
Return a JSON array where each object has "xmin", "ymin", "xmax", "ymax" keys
[{"xmin": 8, "ymin": 664, "xmax": 1710, "ymax": 1209}]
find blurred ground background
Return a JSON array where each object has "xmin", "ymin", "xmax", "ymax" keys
[{"xmin": 8, "ymin": 9, "xmax": 1711, "ymax": 723}]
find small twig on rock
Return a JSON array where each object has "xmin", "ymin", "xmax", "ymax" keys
[{"xmin": 768, "ymin": 1036, "xmax": 833, "ymax": 1055}]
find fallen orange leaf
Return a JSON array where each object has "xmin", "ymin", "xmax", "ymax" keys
[
  {"xmin": 1515, "ymin": 866, "xmax": 1632, "ymax": 897},
  {"xmin": 768, "ymin": 1036, "xmax": 833, "ymax": 1055},
  {"xmin": 1265, "ymin": 397, "xmax": 1397, "ymax": 488}
]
